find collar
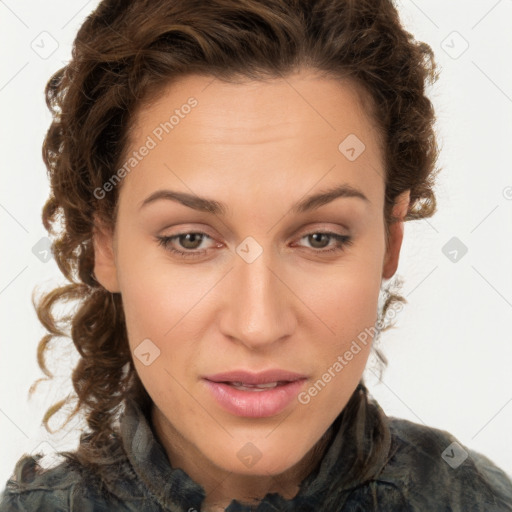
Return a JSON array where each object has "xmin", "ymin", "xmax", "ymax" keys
[{"xmin": 119, "ymin": 381, "xmax": 392, "ymax": 511}]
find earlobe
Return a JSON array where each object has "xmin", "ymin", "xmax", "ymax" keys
[
  {"xmin": 92, "ymin": 216, "xmax": 120, "ymax": 293},
  {"xmin": 382, "ymin": 190, "xmax": 410, "ymax": 280}
]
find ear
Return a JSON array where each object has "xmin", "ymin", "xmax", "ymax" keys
[
  {"xmin": 92, "ymin": 215, "xmax": 120, "ymax": 292},
  {"xmin": 382, "ymin": 189, "xmax": 410, "ymax": 280}
]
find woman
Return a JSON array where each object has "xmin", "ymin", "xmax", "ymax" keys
[{"xmin": 1, "ymin": 0, "xmax": 511, "ymax": 510}]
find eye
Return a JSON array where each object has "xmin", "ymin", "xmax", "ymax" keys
[
  {"xmin": 155, "ymin": 230, "xmax": 353, "ymax": 259},
  {"xmin": 156, "ymin": 232, "xmax": 214, "ymax": 259},
  {"xmin": 295, "ymin": 231, "xmax": 353, "ymax": 254}
]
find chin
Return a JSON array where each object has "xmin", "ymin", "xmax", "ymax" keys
[{"xmin": 205, "ymin": 438, "xmax": 308, "ymax": 476}]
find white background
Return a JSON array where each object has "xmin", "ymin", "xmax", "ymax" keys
[{"xmin": 1, "ymin": 0, "xmax": 511, "ymax": 487}]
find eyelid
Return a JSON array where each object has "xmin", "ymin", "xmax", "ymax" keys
[
  {"xmin": 158, "ymin": 223, "xmax": 349, "ymax": 246},
  {"xmin": 156, "ymin": 225, "xmax": 352, "ymax": 261},
  {"xmin": 296, "ymin": 224, "xmax": 348, "ymax": 237}
]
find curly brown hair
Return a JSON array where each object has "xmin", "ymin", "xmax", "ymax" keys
[{"xmin": 31, "ymin": 0, "xmax": 440, "ymax": 467}]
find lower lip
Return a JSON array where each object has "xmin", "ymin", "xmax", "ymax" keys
[{"xmin": 203, "ymin": 379, "xmax": 307, "ymax": 418}]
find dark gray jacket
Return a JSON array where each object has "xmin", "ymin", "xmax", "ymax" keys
[{"xmin": 1, "ymin": 384, "xmax": 512, "ymax": 511}]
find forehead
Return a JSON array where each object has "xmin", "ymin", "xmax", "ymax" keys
[
  {"xmin": 133, "ymin": 70, "xmax": 381, "ymax": 147},
  {"xmin": 120, "ymin": 70, "xmax": 385, "ymax": 212}
]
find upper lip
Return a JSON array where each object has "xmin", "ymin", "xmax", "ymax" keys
[{"xmin": 203, "ymin": 369, "xmax": 307, "ymax": 385}]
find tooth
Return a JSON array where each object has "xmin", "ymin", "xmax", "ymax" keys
[{"xmin": 229, "ymin": 381, "xmax": 280, "ymax": 391}]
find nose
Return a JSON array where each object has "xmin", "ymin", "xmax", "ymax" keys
[{"xmin": 219, "ymin": 249, "xmax": 297, "ymax": 351}]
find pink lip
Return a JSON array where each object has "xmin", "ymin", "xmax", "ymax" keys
[{"xmin": 203, "ymin": 369, "xmax": 308, "ymax": 418}]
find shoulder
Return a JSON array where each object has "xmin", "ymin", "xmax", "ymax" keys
[
  {"xmin": 0, "ymin": 453, "xmax": 82, "ymax": 511},
  {"xmin": 376, "ymin": 416, "xmax": 512, "ymax": 511},
  {"xmin": 0, "ymin": 448, "xmax": 145, "ymax": 511}
]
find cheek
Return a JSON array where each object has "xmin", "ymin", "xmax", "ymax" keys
[
  {"xmin": 116, "ymin": 254, "xmax": 203, "ymax": 407},
  {"xmin": 116, "ymin": 237, "xmax": 214, "ymax": 395},
  {"xmin": 314, "ymin": 280, "xmax": 378, "ymax": 388},
  {"xmin": 299, "ymin": 276, "xmax": 378, "ymax": 420},
  {"xmin": 115, "ymin": 232, "xmax": 199, "ymax": 337},
  {"xmin": 296, "ymin": 245, "xmax": 382, "ymax": 408},
  {"xmin": 305, "ymin": 257, "xmax": 382, "ymax": 347}
]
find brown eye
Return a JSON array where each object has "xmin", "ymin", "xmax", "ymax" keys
[
  {"xmin": 307, "ymin": 233, "xmax": 331, "ymax": 249},
  {"xmin": 177, "ymin": 233, "xmax": 206, "ymax": 250},
  {"xmin": 297, "ymin": 232, "xmax": 353, "ymax": 255},
  {"xmin": 156, "ymin": 231, "xmax": 214, "ymax": 259}
]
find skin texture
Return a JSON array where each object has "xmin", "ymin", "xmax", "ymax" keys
[{"xmin": 93, "ymin": 69, "xmax": 410, "ymax": 511}]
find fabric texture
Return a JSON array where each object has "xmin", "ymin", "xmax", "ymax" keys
[{"xmin": 1, "ymin": 382, "xmax": 511, "ymax": 511}]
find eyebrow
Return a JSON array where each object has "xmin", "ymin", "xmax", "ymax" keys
[{"xmin": 139, "ymin": 183, "xmax": 370, "ymax": 216}]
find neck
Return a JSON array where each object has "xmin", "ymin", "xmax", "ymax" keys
[{"xmin": 150, "ymin": 405, "xmax": 335, "ymax": 510}]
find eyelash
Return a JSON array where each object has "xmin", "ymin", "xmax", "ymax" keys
[{"xmin": 155, "ymin": 231, "xmax": 353, "ymax": 259}]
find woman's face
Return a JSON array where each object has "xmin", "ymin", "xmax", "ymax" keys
[{"xmin": 94, "ymin": 69, "xmax": 409, "ymax": 478}]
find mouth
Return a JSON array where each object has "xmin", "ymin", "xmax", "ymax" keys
[
  {"xmin": 202, "ymin": 370, "xmax": 308, "ymax": 418},
  {"xmin": 203, "ymin": 369, "xmax": 307, "ymax": 385},
  {"xmin": 220, "ymin": 381, "xmax": 291, "ymax": 391}
]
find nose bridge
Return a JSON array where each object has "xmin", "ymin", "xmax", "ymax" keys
[{"xmin": 221, "ymin": 244, "xmax": 295, "ymax": 349}]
